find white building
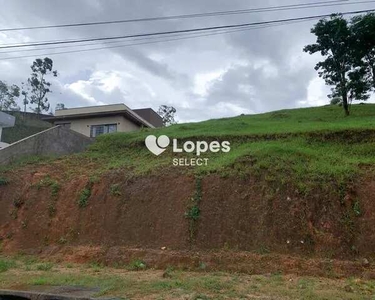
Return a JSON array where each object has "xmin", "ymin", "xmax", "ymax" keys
[
  {"xmin": 0, "ymin": 111, "xmax": 16, "ymax": 149},
  {"xmin": 43, "ymin": 104, "xmax": 163, "ymax": 138}
]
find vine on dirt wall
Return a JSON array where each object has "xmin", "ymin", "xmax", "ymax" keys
[{"xmin": 185, "ymin": 176, "xmax": 203, "ymax": 242}]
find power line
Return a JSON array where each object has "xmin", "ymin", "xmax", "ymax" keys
[
  {"xmin": 0, "ymin": 19, "xmax": 310, "ymax": 55},
  {"xmin": 1, "ymin": 8, "xmax": 374, "ymax": 51},
  {"xmin": 0, "ymin": 19, "xmax": 313, "ymax": 61},
  {"xmin": 0, "ymin": 0, "xmax": 372, "ymax": 32},
  {"xmin": 0, "ymin": 0, "xmax": 348, "ymax": 47},
  {"xmin": 1, "ymin": 0, "xmax": 373, "ymax": 48}
]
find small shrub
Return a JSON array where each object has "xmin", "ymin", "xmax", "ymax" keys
[
  {"xmin": 109, "ymin": 184, "xmax": 122, "ymax": 196},
  {"xmin": 128, "ymin": 259, "xmax": 147, "ymax": 271},
  {"xmin": 50, "ymin": 182, "xmax": 60, "ymax": 198},
  {"xmin": 185, "ymin": 205, "xmax": 200, "ymax": 220},
  {"xmin": 78, "ymin": 188, "xmax": 91, "ymax": 208},
  {"xmin": 0, "ymin": 177, "xmax": 9, "ymax": 186}
]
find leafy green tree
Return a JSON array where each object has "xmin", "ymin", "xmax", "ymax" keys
[
  {"xmin": 304, "ymin": 15, "xmax": 369, "ymax": 116},
  {"xmin": 0, "ymin": 80, "xmax": 20, "ymax": 111},
  {"xmin": 158, "ymin": 105, "xmax": 177, "ymax": 126},
  {"xmin": 55, "ymin": 103, "xmax": 65, "ymax": 111},
  {"xmin": 351, "ymin": 13, "xmax": 375, "ymax": 89},
  {"xmin": 28, "ymin": 57, "xmax": 58, "ymax": 114},
  {"xmin": 330, "ymin": 96, "xmax": 342, "ymax": 105}
]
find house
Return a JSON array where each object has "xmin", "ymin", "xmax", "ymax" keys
[
  {"xmin": 0, "ymin": 111, "xmax": 16, "ymax": 149},
  {"xmin": 43, "ymin": 104, "xmax": 163, "ymax": 138}
]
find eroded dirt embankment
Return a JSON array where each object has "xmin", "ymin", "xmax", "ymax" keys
[{"xmin": 1, "ymin": 166, "xmax": 375, "ymax": 276}]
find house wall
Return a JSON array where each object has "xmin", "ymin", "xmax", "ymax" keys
[{"xmin": 55, "ymin": 115, "xmax": 141, "ymax": 137}]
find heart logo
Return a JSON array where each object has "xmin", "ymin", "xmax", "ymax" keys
[{"xmin": 145, "ymin": 135, "xmax": 170, "ymax": 156}]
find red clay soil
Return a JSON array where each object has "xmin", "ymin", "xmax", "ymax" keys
[{"xmin": 1, "ymin": 165, "xmax": 375, "ymax": 277}]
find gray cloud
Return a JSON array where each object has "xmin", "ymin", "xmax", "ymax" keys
[{"xmin": 0, "ymin": 0, "xmax": 373, "ymax": 121}]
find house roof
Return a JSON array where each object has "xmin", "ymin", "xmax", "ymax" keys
[
  {"xmin": 42, "ymin": 104, "xmax": 155, "ymax": 128},
  {"xmin": 133, "ymin": 108, "xmax": 164, "ymax": 128}
]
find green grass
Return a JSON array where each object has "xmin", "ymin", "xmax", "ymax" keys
[
  {"xmin": 0, "ymin": 258, "xmax": 17, "ymax": 272},
  {"xmin": 89, "ymin": 104, "xmax": 375, "ymax": 146},
  {"xmin": 0, "ymin": 259, "xmax": 374, "ymax": 299},
  {"xmin": 4, "ymin": 104, "xmax": 375, "ymax": 200},
  {"xmin": 70, "ymin": 105, "xmax": 375, "ymax": 198},
  {"xmin": 0, "ymin": 255, "xmax": 374, "ymax": 299},
  {"xmin": 127, "ymin": 260, "xmax": 147, "ymax": 271},
  {"xmin": 35, "ymin": 262, "xmax": 54, "ymax": 271}
]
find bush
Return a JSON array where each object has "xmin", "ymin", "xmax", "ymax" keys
[
  {"xmin": 110, "ymin": 184, "xmax": 122, "ymax": 196},
  {"xmin": 78, "ymin": 188, "xmax": 91, "ymax": 208},
  {"xmin": 127, "ymin": 259, "xmax": 147, "ymax": 271}
]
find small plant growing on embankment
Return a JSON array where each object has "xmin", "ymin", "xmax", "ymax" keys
[
  {"xmin": 109, "ymin": 183, "xmax": 122, "ymax": 196},
  {"xmin": 127, "ymin": 259, "xmax": 147, "ymax": 271},
  {"xmin": 0, "ymin": 177, "xmax": 9, "ymax": 186},
  {"xmin": 78, "ymin": 187, "xmax": 92, "ymax": 208},
  {"xmin": 185, "ymin": 176, "xmax": 203, "ymax": 241}
]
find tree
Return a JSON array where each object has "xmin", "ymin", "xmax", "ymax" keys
[
  {"xmin": 304, "ymin": 14, "xmax": 369, "ymax": 116},
  {"xmin": 55, "ymin": 103, "xmax": 65, "ymax": 111},
  {"xmin": 20, "ymin": 81, "xmax": 30, "ymax": 116},
  {"xmin": 157, "ymin": 105, "xmax": 177, "ymax": 126},
  {"xmin": 330, "ymin": 96, "xmax": 342, "ymax": 105},
  {"xmin": 0, "ymin": 80, "xmax": 20, "ymax": 111},
  {"xmin": 350, "ymin": 13, "xmax": 375, "ymax": 90},
  {"xmin": 28, "ymin": 57, "xmax": 58, "ymax": 114}
]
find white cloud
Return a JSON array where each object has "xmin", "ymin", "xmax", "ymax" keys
[{"xmin": 301, "ymin": 77, "xmax": 330, "ymax": 107}]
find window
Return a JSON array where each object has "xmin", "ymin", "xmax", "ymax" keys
[{"xmin": 90, "ymin": 124, "xmax": 117, "ymax": 138}]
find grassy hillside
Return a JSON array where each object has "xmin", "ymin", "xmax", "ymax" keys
[
  {"xmin": 4, "ymin": 104, "xmax": 375, "ymax": 197},
  {"xmin": 96, "ymin": 103, "xmax": 375, "ymax": 144},
  {"xmin": 59, "ymin": 104, "xmax": 371, "ymax": 195},
  {"xmin": 1, "ymin": 112, "xmax": 51, "ymax": 144}
]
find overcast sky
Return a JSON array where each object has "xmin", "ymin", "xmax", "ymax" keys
[{"xmin": 0, "ymin": 0, "xmax": 374, "ymax": 122}]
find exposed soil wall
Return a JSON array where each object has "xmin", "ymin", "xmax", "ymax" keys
[{"xmin": 1, "ymin": 165, "xmax": 374, "ymax": 264}]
